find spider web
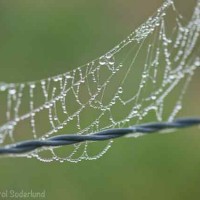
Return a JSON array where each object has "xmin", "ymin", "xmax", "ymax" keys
[{"xmin": 0, "ymin": 0, "xmax": 200, "ymax": 163}]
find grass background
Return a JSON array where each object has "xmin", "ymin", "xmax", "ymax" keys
[{"xmin": 0, "ymin": 0, "xmax": 200, "ymax": 199}]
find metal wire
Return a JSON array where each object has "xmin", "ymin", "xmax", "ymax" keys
[{"xmin": 0, "ymin": 117, "xmax": 199, "ymax": 155}]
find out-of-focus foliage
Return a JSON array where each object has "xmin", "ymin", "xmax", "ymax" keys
[{"xmin": 0, "ymin": 1, "xmax": 199, "ymax": 200}]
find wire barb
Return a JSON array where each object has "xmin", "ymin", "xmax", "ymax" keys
[{"xmin": 0, "ymin": 117, "xmax": 199, "ymax": 155}]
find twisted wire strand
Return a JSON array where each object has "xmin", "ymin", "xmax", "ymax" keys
[{"xmin": 0, "ymin": 117, "xmax": 199, "ymax": 155}]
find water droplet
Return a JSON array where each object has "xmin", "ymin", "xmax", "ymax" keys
[
  {"xmin": 142, "ymin": 73, "xmax": 147, "ymax": 78},
  {"xmin": 53, "ymin": 77, "xmax": 59, "ymax": 82},
  {"xmin": 65, "ymin": 74, "xmax": 72, "ymax": 79},
  {"xmin": 140, "ymin": 84, "xmax": 144, "ymax": 88},
  {"xmin": 99, "ymin": 56, "xmax": 106, "ymax": 65},
  {"xmin": 132, "ymin": 110, "xmax": 137, "ymax": 114},
  {"xmin": 30, "ymin": 83, "xmax": 36, "ymax": 89},
  {"xmin": 0, "ymin": 83, "xmax": 7, "ymax": 91},
  {"xmin": 9, "ymin": 88, "xmax": 16, "ymax": 95},
  {"xmin": 44, "ymin": 103, "xmax": 50, "ymax": 109},
  {"xmin": 195, "ymin": 59, "xmax": 200, "ymax": 67},
  {"xmin": 41, "ymin": 80, "xmax": 46, "ymax": 85},
  {"xmin": 109, "ymin": 59, "xmax": 115, "ymax": 65},
  {"xmin": 169, "ymin": 75, "xmax": 175, "ymax": 80},
  {"xmin": 105, "ymin": 53, "xmax": 112, "ymax": 59},
  {"xmin": 118, "ymin": 87, "xmax": 123, "ymax": 94}
]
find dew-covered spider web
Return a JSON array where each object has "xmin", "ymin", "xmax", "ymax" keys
[{"xmin": 0, "ymin": 0, "xmax": 200, "ymax": 163}]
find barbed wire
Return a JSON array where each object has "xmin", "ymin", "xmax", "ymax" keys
[{"xmin": 0, "ymin": 117, "xmax": 199, "ymax": 155}]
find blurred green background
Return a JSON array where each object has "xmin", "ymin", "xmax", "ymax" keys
[{"xmin": 0, "ymin": 0, "xmax": 200, "ymax": 200}]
